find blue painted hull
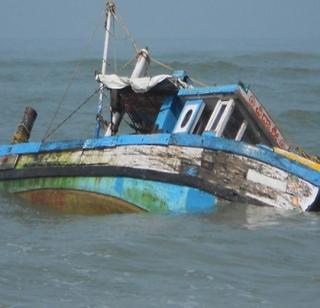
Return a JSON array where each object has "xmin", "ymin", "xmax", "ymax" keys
[
  {"xmin": 1, "ymin": 133, "xmax": 319, "ymax": 186},
  {"xmin": 0, "ymin": 176, "xmax": 217, "ymax": 214},
  {"xmin": 0, "ymin": 133, "xmax": 319, "ymax": 213}
]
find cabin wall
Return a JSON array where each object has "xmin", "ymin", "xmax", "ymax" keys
[
  {"xmin": 154, "ymin": 96, "xmax": 183, "ymax": 133},
  {"xmin": 172, "ymin": 92, "xmax": 278, "ymax": 148},
  {"xmin": 237, "ymin": 87, "xmax": 289, "ymax": 150}
]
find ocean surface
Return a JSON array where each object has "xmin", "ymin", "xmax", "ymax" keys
[{"xmin": 0, "ymin": 37, "xmax": 320, "ymax": 307}]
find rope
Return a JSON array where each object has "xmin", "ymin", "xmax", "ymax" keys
[
  {"xmin": 42, "ymin": 8, "xmax": 104, "ymax": 141},
  {"xmin": 112, "ymin": 16, "xmax": 118, "ymax": 73},
  {"xmin": 11, "ymin": 123, "xmax": 31, "ymax": 144},
  {"xmin": 112, "ymin": 10, "xmax": 207, "ymax": 87},
  {"xmin": 150, "ymin": 57, "xmax": 174, "ymax": 72},
  {"xmin": 189, "ymin": 78, "xmax": 208, "ymax": 87},
  {"xmin": 42, "ymin": 88, "xmax": 100, "ymax": 142},
  {"xmin": 113, "ymin": 13, "xmax": 140, "ymax": 53},
  {"xmin": 151, "ymin": 56, "xmax": 208, "ymax": 87},
  {"xmin": 110, "ymin": 9, "xmax": 209, "ymax": 88},
  {"xmin": 296, "ymin": 146, "xmax": 320, "ymax": 164},
  {"xmin": 119, "ymin": 54, "xmax": 136, "ymax": 73}
]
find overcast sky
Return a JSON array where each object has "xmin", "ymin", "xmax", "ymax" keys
[
  {"xmin": 0, "ymin": 0, "xmax": 319, "ymax": 56},
  {"xmin": 0, "ymin": 0, "xmax": 319, "ymax": 39}
]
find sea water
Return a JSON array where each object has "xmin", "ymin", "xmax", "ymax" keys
[{"xmin": 0, "ymin": 37, "xmax": 320, "ymax": 307}]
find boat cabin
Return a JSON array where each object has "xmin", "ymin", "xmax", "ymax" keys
[
  {"xmin": 155, "ymin": 92, "xmax": 271, "ymax": 147},
  {"xmin": 97, "ymin": 71, "xmax": 287, "ymax": 149}
]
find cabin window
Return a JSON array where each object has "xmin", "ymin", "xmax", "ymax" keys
[
  {"xmin": 181, "ymin": 110, "xmax": 193, "ymax": 128},
  {"xmin": 211, "ymin": 105, "xmax": 227, "ymax": 131},
  {"xmin": 193, "ymin": 105, "xmax": 212, "ymax": 135},
  {"xmin": 194, "ymin": 97, "xmax": 273, "ymax": 147},
  {"xmin": 242, "ymin": 125, "xmax": 261, "ymax": 145},
  {"xmin": 173, "ymin": 99, "xmax": 205, "ymax": 133},
  {"xmin": 204, "ymin": 99, "xmax": 235, "ymax": 137},
  {"xmin": 235, "ymin": 121, "xmax": 248, "ymax": 141},
  {"xmin": 222, "ymin": 104, "xmax": 248, "ymax": 141}
]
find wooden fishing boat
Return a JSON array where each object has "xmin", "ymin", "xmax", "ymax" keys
[{"xmin": 0, "ymin": 0, "xmax": 319, "ymax": 214}]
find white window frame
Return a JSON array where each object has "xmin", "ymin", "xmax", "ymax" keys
[
  {"xmin": 204, "ymin": 99, "xmax": 235, "ymax": 137},
  {"xmin": 173, "ymin": 99, "xmax": 205, "ymax": 134},
  {"xmin": 235, "ymin": 121, "xmax": 248, "ymax": 141}
]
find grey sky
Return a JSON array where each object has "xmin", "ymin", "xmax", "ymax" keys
[{"xmin": 0, "ymin": 0, "xmax": 319, "ymax": 40}]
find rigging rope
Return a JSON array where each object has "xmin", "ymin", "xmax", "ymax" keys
[
  {"xmin": 42, "ymin": 2, "xmax": 210, "ymax": 143},
  {"xmin": 105, "ymin": 7, "xmax": 208, "ymax": 88},
  {"xmin": 42, "ymin": 89, "xmax": 100, "ymax": 142},
  {"xmin": 11, "ymin": 123, "xmax": 31, "ymax": 144},
  {"xmin": 42, "ymin": 9, "xmax": 104, "ymax": 141},
  {"xmin": 150, "ymin": 56, "xmax": 208, "ymax": 87},
  {"xmin": 112, "ymin": 13, "xmax": 118, "ymax": 73},
  {"xmin": 113, "ymin": 13, "xmax": 140, "ymax": 53},
  {"xmin": 296, "ymin": 146, "xmax": 320, "ymax": 164},
  {"xmin": 119, "ymin": 54, "xmax": 136, "ymax": 73}
]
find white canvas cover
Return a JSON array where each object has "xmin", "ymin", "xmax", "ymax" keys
[{"xmin": 96, "ymin": 74, "xmax": 174, "ymax": 93}]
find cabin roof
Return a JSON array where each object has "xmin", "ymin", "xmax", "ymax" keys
[{"xmin": 178, "ymin": 84, "xmax": 239, "ymax": 97}]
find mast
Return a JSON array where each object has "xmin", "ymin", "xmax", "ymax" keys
[{"xmin": 96, "ymin": 0, "xmax": 115, "ymax": 138}]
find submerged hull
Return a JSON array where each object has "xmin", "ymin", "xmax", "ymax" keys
[
  {"xmin": 0, "ymin": 176, "xmax": 216, "ymax": 214},
  {"xmin": 0, "ymin": 134, "xmax": 319, "ymax": 213}
]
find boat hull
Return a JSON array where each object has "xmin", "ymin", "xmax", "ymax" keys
[
  {"xmin": 0, "ymin": 134, "xmax": 319, "ymax": 213},
  {"xmin": 0, "ymin": 176, "xmax": 217, "ymax": 214}
]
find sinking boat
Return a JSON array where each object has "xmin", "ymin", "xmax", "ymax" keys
[{"xmin": 0, "ymin": 0, "xmax": 319, "ymax": 214}]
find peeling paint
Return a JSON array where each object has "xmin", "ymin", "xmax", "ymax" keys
[
  {"xmin": 0, "ymin": 176, "xmax": 216, "ymax": 214},
  {"xmin": 0, "ymin": 136, "xmax": 319, "ymax": 212}
]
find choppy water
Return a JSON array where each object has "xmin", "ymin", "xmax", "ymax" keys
[{"xmin": 0, "ymin": 37, "xmax": 320, "ymax": 307}]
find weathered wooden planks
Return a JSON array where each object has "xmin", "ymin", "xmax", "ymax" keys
[
  {"xmin": 6, "ymin": 143, "xmax": 320, "ymax": 211},
  {"xmin": 0, "ymin": 155, "xmax": 18, "ymax": 170}
]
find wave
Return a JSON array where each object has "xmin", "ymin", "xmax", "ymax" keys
[
  {"xmin": 0, "ymin": 74, "xmax": 18, "ymax": 82},
  {"xmin": 0, "ymin": 59, "xmax": 47, "ymax": 68},
  {"xmin": 269, "ymin": 67, "xmax": 320, "ymax": 78},
  {"xmin": 153, "ymin": 51, "xmax": 320, "ymax": 78},
  {"xmin": 2, "ymin": 50, "xmax": 319, "ymax": 67},
  {"xmin": 0, "ymin": 58, "xmax": 101, "ymax": 69},
  {"xmin": 308, "ymin": 86, "xmax": 320, "ymax": 96},
  {"xmin": 233, "ymin": 51, "xmax": 320, "ymax": 62},
  {"xmin": 1, "ymin": 51, "xmax": 320, "ymax": 83},
  {"xmin": 280, "ymin": 109, "xmax": 320, "ymax": 128},
  {"xmin": 57, "ymin": 57, "xmax": 242, "ymax": 74},
  {"xmin": 154, "ymin": 59, "xmax": 242, "ymax": 73}
]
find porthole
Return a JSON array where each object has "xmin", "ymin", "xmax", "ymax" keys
[{"xmin": 181, "ymin": 109, "xmax": 193, "ymax": 128}]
